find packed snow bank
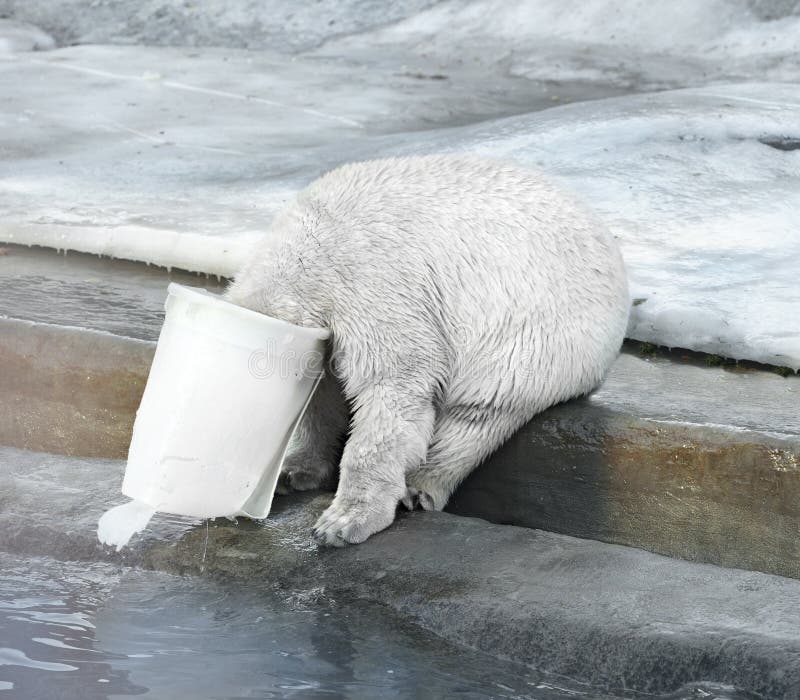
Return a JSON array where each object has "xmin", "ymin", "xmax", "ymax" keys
[
  {"xmin": 0, "ymin": 44, "xmax": 797, "ymax": 367},
  {"xmin": 3, "ymin": 0, "xmax": 800, "ymax": 90},
  {"xmin": 0, "ymin": 44, "xmax": 508, "ymax": 275},
  {"xmin": 323, "ymin": 0, "xmax": 800, "ymax": 89},
  {"xmin": 381, "ymin": 83, "xmax": 800, "ymax": 368},
  {"xmin": 0, "ymin": 0, "xmax": 436, "ymax": 53},
  {"xmin": 0, "ymin": 19, "xmax": 54, "ymax": 53},
  {"xmin": 0, "ymin": 43, "xmax": 620, "ymax": 276}
]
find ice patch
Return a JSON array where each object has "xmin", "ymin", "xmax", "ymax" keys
[
  {"xmin": 97, "ymin": 500, "xmax": 156, "ymax": 551},
  {"xmin": 0, "ymin": 0, "xmax": 436, "ymax": 53}
]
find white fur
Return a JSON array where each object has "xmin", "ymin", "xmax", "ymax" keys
[{"xmin": 227, "ymin": 155, "xmax": 629, "ymax": 546}]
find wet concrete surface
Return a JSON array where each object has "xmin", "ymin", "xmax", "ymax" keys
[
  {"xmin": 0, "ymin": 244, "xmax": 226, "ymax": 341},
  {"xmin": 0, "ymin": 445, "xmax": 799, "ymax": 698}
]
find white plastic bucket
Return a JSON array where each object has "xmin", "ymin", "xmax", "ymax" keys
[{"xmin": 120, "ymin": 283, "xmax": 329, "ymax": 519}]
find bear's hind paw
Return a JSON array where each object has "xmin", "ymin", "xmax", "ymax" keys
[{"xmin": 400, "ymin": 487, "xmax": 436, "ymax": 511}]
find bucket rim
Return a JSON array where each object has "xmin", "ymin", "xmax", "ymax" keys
[{"xmin": 166, "ymin": 283, "xmax": 330, "ymax": 342}]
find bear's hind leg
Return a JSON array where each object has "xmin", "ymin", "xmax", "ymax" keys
[
  {"xmin": 277, "ymin": 371, "xmax": 349, "ymax": 494},
  {"xmin": 406, "ymin": 404, "xmax": 525, "ymax": 511},
  {"xmin": 313, "ymin": 381, "xmax": 436, "ymax": 546}
]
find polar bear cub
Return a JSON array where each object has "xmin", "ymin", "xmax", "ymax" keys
[{"xmin": 226, "ymin": 155, "xmax": 629, "ymax": 546}]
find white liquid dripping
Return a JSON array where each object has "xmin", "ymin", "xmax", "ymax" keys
[{"xmin": 97, "ymin": 500, "xmax": 156, "ymax": 551}]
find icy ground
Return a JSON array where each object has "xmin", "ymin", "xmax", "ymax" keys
[{"xmin": 0, "ymin": 1, "xmax": 798, "ymax": 367}]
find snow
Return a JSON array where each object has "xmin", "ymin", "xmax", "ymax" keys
[
  {"xmin": 0, "ymin": 4, "xmax": 798, "ymax": 367},
  {"xmin": 317, "ymin": 0, "xmax": 800, "ymax": 90},
  {"xmin": 0, "ymin": 42, "xmax": 577, "ymax": 275},
  {"xmin": 394, "ymin": 84, "xmax": 800, "ymax": 368},
  {"xmin": 0, "ymin": 0, "xmax": 437, "ymax": 53},
  {"xmin": 0, "ymin": 19, "xmax": 54, "ymax": 53},
  {"xmin": 6, "ymin": 0, "xmax": 800, "ymax": 89}
]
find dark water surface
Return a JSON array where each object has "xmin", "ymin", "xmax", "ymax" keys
[{"xmin": 0, "ymin": 554, "xmax": 755, "ymax": 700}]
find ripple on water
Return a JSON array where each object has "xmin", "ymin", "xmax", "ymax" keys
[{"xmin": 0, "ymin": 553, "xmax": 757, "ymax": 700}]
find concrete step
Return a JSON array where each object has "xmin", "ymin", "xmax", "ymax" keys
[
  {"xmin": 2, "ymin": 309, "xmax": 798, "ymax": 581},
  {"xmin": 0, "ymin": 244, "xmax": 225, "ymax": 341},
  {"xmin": 0, "ymin": 316, "xmax": 152, "ymax": 459},
  {"xmin": 1, "ymin": 445, "xmax": 799, "ymax": 699},
  {"xmin": 1, "ymin": 245, "xmax": 798, "ymax": 578},
  {"xmin": 448, "ymin": 348, "xmax": 800, "ymax": 579},
  {"xmin": 0, "ymin": 244, "xmax": 223, "ymax": 458}
]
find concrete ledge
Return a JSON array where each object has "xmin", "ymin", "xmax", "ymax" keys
[
  {"xmin": 1, "ymin": 445, "xmax": 799, "ymax": 698},
  {"xmin": 0, "ymin": 317, "xmax": 153, "ymax": 459},
  {"xmin": 450, "ymin": 351, "xmax": 800, "ymax": 579},
  {"xmin": 2, "ymin": 317, "xmax": 799, "ymax": 578}
]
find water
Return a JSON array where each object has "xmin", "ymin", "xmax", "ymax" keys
[
  {"xmin": 0, "ymin": 553, "xmax": 755, "ymax": 700},
  {"xmin": 0, "ymin": 554, "xmax": 591, "ymax": 700}
]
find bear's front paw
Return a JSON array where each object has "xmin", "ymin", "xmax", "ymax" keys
[{"xmin": 312, "ymin": 493, "xmax": 398, "ymax": 546}]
